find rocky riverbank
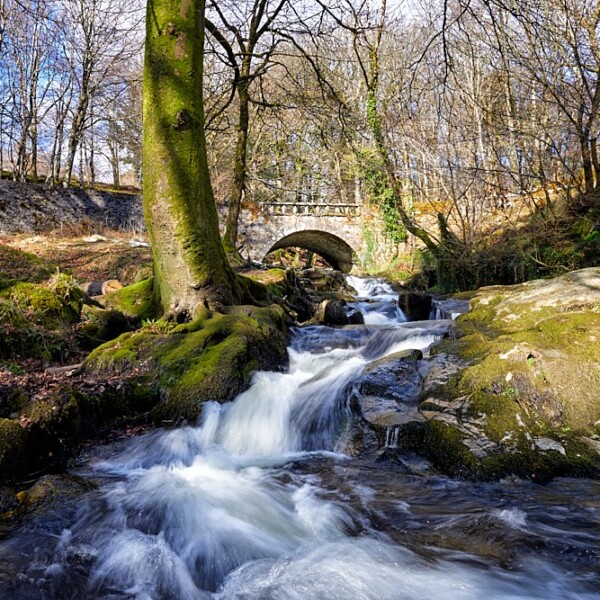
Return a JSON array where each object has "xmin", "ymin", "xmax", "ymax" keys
[
  {"xmin": 2, "ymin": 238, "xmax": 600, "ymax": 522},
  {"xmin": 350, "ymin": 268, "xmax": 600, "ymax": 482}
]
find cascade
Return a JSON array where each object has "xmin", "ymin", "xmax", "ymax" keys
[{"xmin": 0, "ymin": 277, "xmax": 598, "ymax": 599}]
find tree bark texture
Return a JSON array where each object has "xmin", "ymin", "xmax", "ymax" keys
[{"xmin": 143, "ymin": 0, "xmax": 239, "ymax": 314}]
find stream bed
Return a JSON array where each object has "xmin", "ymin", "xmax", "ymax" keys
[{"xmin": 1, "ymin": 278, "xmax": 599, "ymax": 599}]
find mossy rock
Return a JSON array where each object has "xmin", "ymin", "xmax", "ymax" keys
[
  {"xmin": 47, "ymin": 272, "xmax": 85, "ymax": 322},
  {"xmin": 0, "ymin": 386, "xmax": 29, "ymax": 419},
  {"xmin": 445, "ymin": 270, "xmax": 600, "ymax": 435},
  {"xmin": 0, "ymin": 485, "xmax": 18, "ymax": 514},
  {"xmin": 15, "ymin": 474, "xmax": 96, "ymax": 514},
  {"xmin": 8, "ymin": 283, "xmax": 65, "ymax": 328},
  {"xmin": 85, "ymin": 305, "xmax": 288, "ymax": 422},
  {"xmin": 0, "ymin": 297, "xmax": 72, "ymax": 360},
  {"xmin": 23, "ymin": 386, "xmax": 81, "ymax": 467},
  {"xmin": 0, "ymin": 419, "xmax": 26, "ymax": 480},
  {"xmin": 0, "ymin": 275, "xmax": 84, "ymax": 359},
  {"xmin": 0, "ymin": 244, "xmax": 55, "ymax": 291},
  {"xmin": 103, "ymin": 277, "xmax": 158, "ymax": 322},
  {"xmin": 78, "ymin": 306, "xmax": 131, "ymax": 350},
  {"xmin": 410, "ymin": 268, "xmax": 600, "ymax": 481},
  {"xmin": 243, "ymin": 268, "xmax": 288, "ymax": 299}
]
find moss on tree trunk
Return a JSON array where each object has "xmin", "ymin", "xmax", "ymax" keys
[{"xmin": 143, "ymin": 0, "xmax": 241, "ymax": 315}]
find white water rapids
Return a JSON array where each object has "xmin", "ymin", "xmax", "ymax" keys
[{"xmin": 1, "ymin": 278, "xmax": 599, "ymax": 599}]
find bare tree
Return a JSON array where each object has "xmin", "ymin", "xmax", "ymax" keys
[
  {"xmin": 62, "ymin": 0, "xmax": 143, "ymax": 185},
  {"xmin": 205, "ymin": 0, "xmax": 295, "ymax": 263}
]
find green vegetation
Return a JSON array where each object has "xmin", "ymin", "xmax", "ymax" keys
[
  {"xmin": 86, "ymin": 305, "xmax": 288, "ymax": 422},
  {"xmin": 422, "ymin": 200, "xmax": 600, "ymax": 294},
  {"xmin": 357, "ymin": 148, "xmax": 407, "ymax": 246},
  {"xmin": 0, "ymin": 244, "xmax": 55, "ymax": 291},
  {"xmin": 103, "ymin": 277, "xmax": 158, "ymax": 322}
]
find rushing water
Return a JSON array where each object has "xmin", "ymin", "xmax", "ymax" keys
[{"xmin": 1, "ymin": 278, "xmax": 599, "ymax": 599}]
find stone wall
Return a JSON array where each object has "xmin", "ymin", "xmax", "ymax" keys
[{"xmin": 0, "ymin": 179, "xmax": 145, "ymax": 234}]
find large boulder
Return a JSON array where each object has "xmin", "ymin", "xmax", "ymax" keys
[
  {"xmin": 398, "ymin": 291, "xmax": 432, "ymax": 321},
  {"xmin": 394, "ymin": 268, "xmax": 600, "ymax": 481}
]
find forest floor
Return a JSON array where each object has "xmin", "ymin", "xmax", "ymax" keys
[
  {"xmin": 0, "ymin": 229, "xmax": 152, "ymax": 284},
  {"xmin": 0, "ymin": 230, "xmax": 154, "ymax": 449}
]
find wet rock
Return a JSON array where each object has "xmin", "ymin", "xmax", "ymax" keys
[
  {"xmin": 347, "ymin": 309, "xmax": 365, "ymax": 325},
  {"xmin": 431, "ymin": 298, "xmax": 470, "ymax": 320},
  {"xmin": 351, "ymin": 350, "xmax": 425, "ymax": 446},
  {"xmin": 0, "ymin": 485, "xmax": 17, "ymax": 513},
  {"xmin": 358, "ymin": 349, "xmax": 423, "ymax": 402},
  {"xmin": 300, "ymin": 267, "xmax": 328, "ymax": 280},
  {"xmin": 398, "ymin": 291, "xmax": 432, "ymax": 321},
  {"xmin": 16, "ymin": 474, "xmax": 95, "ymax": 514},
  {"xmin": 319, "ymin": 299, "xmax": 350, "ymax": 325}
]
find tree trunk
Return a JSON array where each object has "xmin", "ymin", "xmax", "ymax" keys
[
  {"xmin": 222, "ymin": 80, "xmax": 249, "ymax": 263},
  {"xmin": 65, "ymin": 96, "xmax": 88, "ymax": 185},
  {"xmin": 581, "ymin": 134, "xmax": 594, "ymax": 194},
  {"xmin": 143, "ymin": 0, "xmax": 241, "ymax": 315},
  {"xmin": 591, "ymin": 136, "xmax": 599, "ymax": 188}
]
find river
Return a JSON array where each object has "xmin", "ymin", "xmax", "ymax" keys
[{"xmin": 0, "ymin": 278, "xmax": 599, "ymax": 599}]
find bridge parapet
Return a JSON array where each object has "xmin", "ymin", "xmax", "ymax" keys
[{"xmin": 261, "ymin": 202, "xmax": 361, "ymax": 217}]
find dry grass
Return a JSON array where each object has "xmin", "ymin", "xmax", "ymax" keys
[{"xmin": 0, "ymin": 230, "xmax": 152, "ymax": 285}]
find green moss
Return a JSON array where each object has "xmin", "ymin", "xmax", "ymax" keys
[
  {"xmin": 0, "ymin": 296, "xmax": 72, "ymax": 360},
  {"xmin": 419, "ymin": 270, "xmax": 600, "ymax": 481},
  {"xmin": 105, "ymin": 278, "xmax": 158, "ymax": 321},
  {"xmin": 424, "ymin": 421, "xmax": 481, "ymax": 477},
  {"xmin": 86, "ymin": 306, "xmax": 288, "ymax": 422},
  {"xmin": 24, "ymin": 386, "xmax": 81, "ymax": 467},
  {"xmin": 245, "ymin": 268, "xmax": 288, "ymax": 299},
  {"xmin": 8, "ymin": 283, "xmax": 64, "ymax": 327},
  {"xmin": 86, "ymin": 331, "xmax": 140, "ymax": 372},
  {"xmin": 0, "ymin": 244, "xmax": 55, "ymax": 291},
  {"xmin": 78, "ymin": 307, "xmax": 131, "ymax": 349},
  {"xmin": 0, "ymin": 419, "xmax": 26, "ymax": 480},
  {"xmin": 466, "ymin": 390, "xmax": 528, "ymax": 445},
  {"xmin": 48, "ymin": 272, "xmax": 85, "ymax": 322}
]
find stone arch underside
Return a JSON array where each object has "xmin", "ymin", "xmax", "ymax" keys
[{"xmin": 264, "ymin": 229, "xmax": 355, "ymax": 273}]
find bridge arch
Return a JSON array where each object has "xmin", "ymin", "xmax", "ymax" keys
[{"xmin": 263, "ymin": 229, "xmax": 355, "ymax": 273}]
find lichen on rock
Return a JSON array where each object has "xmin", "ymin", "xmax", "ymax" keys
[{"xmin": 411, "ymin": 267, "xmax": 600, "ymax": 481}]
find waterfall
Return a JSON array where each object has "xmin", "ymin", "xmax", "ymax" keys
[{"xmin": 2, "ymin": 277, "xmax": 598, "ymax": 599}]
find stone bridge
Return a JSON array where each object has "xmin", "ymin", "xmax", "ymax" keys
[{"xmin": 232, "ymin": 201, "xmax": 370, "ymax": 273}]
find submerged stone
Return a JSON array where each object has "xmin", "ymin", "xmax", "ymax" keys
[{"xmin": 398, "ymin": 291, "xmax": 432, "ymax": 321}]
